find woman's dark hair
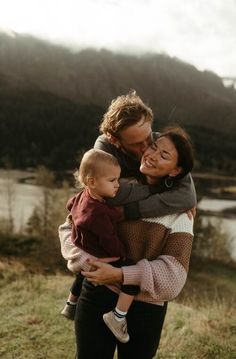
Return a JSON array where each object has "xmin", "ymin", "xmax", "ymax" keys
[{"xmin": 159, "ymin": 126, "xmax": 194, "ymax": 180}]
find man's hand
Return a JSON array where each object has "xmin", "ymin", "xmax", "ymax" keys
[{"xmin": 186, "ymin": 206, "xmax": 196, "ymax": 219}]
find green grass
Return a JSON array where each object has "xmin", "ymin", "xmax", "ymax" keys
[
  {"xmin": 0, "ymin": 261, "xmax": 75, "ymax": 359},
  {"xmin": 0, "ymin": 258, "xmax": 236, "ymax": 359}
]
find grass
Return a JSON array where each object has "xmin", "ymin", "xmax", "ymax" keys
[
  {"xmin": 0, "ymin": 260, "xmax": 75, "ymax": 359},
  {"xmin": 0, "ymin": 257, "xmax": 236, "ymax": 359}
]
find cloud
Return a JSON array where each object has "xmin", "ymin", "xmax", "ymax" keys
[{"xmin": 0, "ymin": 0, "xmax": 235, "ymax": 76}]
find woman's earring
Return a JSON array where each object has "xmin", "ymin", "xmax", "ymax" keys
[{"xmin": 164, "ymin": 176, "xmax": 174, "ymax": 188}]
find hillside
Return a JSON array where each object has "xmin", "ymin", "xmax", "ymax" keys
[{"xmin": 0, "ymin": 31, "xmax": 236, "ymax": 172}]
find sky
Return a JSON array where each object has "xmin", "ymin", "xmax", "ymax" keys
[{"xmin": 0, "ymin": 0, "xmax": 235, "ymax": 78}]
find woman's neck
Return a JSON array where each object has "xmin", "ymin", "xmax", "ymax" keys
[{"xmin": 145, "ymin": 175, "xmax": 161, "ymax": 185}]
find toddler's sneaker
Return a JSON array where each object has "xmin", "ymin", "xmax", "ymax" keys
[
  {"xmin": 103, "ymin": 311, "xmax": 130, "ymax": 343},
  {"xmin": 61, "ymin": 302, "xmax": 76, "ymax": 320}
]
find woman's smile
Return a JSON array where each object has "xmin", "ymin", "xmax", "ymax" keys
[{"xmin": 143, "ymin": 157, "xmax": 156, "ymax": 168}]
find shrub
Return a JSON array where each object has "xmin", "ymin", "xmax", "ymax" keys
[{"xmin": 193, "ymin": 213, "xmax": 233, "ymax": 263}]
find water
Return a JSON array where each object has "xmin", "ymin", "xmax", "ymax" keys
[
  {"xmin": 198, "ymin": 198, "xmax": 236, "ymax": 212},
  {"xmin": 0, "ymin": 170, "xmax": 43, "ymax": 232},
  {"xmin": 0, "ymin": 171, "xmax": 236, "ymax": 259},
  {"xmin": 198, "ymin": 197, "xmax": 236, "ymax": 260}
]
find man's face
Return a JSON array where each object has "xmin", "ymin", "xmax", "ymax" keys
[{"xmin": 116, "ymin": 116, "xmax": 152, "ymax": 160}]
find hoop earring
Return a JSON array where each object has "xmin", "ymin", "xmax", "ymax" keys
[{"xmin": 164, "ymin": 176, "xmax": 174, "ymax": 189}]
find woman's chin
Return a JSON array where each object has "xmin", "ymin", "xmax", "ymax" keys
[
  {"xmin": 140, "ymin": 164, "xmax": 151, "ymax": 174},
  {"xmin": 140, "ymin": 165, "xmax": 155, "ymax": 176}
]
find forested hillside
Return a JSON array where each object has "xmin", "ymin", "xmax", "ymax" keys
[{"xmin": 1, "ymin": 31, "xmax": 236, "ymax": 172}]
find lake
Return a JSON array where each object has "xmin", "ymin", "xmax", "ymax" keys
[
  {"xmin": 198, "ymin": 197, "xmax": 236, "ymax": 260},
  {"xmin": 0, "ymin": 170, "xmax": 44, "ymax": 232},
  {"xmin": 0, "ymin": 170, "xmax": 236, "ymax": 260}
]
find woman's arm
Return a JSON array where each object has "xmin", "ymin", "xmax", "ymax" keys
[
  {"xmin": 59, "ymin": 220, "xmax": 96, "ymax": 272},
  {"xmin": 82, "ymin": 214, "xmax": 194, "ymax": 302},
  {"xmin": 59, "ymin": 220, "xmax": 119, "ymax": 273},
  {"xmin": 122, "ymin": 216, "xmax": 194, "ymax": 301}
]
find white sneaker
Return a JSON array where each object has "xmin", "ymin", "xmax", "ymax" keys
[
  {"xmin": 103, "ymin": 311, "xmax": 130, "ymax": 343},
  {"xmin": 61, "ymin": 303, "xmax": 76, "ymax": 320}
]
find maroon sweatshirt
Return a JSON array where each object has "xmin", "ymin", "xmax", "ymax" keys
[{"xmin": 67, "ymin": 189, "xmax": 125, "ymax": 258}]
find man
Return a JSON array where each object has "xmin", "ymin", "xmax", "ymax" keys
[{"xmin": 95, "ymin": 90, "xmax": 153, "ymax": 177}]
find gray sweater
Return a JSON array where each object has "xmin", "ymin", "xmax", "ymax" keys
[{"xmin": 94, "ymin": 134, "xmax": 197, "ymax": 219}]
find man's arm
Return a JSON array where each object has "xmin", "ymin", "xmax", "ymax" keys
[
  {"xmin": 123, "ymin": 174, "xmax": 197, "ymax": 219},
  {"xmin": 107, "ymin": 181, "xmax": 151, "ymax": 205},
  {"xmin": 94, "ymin": 134, "xmax": 115, "ymax": 153},
  {"xmin": 108, "ymin": 174, "xmax": 196, "ymax": 219}
]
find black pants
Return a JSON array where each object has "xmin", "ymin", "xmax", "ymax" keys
[
  {"xmin": 71, "ymin": 272, "xmax": 84, "ymax": 297},
  {"xmin": 75, "ymin": 280, "xmax": 167, "ymax": 359},
  {"xmin": 71, "ymin": 259, "xmax": 139, "ymax": 297}
]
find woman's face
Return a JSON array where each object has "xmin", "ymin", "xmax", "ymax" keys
[{"xmin": 140, "ymin": 136, "xmax": 182, "ymax": 179}]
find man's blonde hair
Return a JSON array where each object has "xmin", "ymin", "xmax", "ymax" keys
[
  {"xmin": 74, "ymin": 149, "xmax": 120, "ymax": 187},
  {"xmin": 100, "ymin": 90, "xmax": 153, "ymax": 137}
]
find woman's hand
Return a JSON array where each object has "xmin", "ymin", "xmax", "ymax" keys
[{"xmin": 81, "ymin": 260, "xmax": 123, "ymax": 285}]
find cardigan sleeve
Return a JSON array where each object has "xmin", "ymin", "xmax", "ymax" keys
[
  {"xmin": 58, "ymin": 220, "xmax": 96, "ymax": 273},
  {"xmin": 122, "ymin": 214, "xmax": 194, "ymax": 301}
]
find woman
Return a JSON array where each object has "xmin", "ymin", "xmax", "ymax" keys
[{"xmin": 60, "ymin": 126, "xmax": 194, "ymax": 359}]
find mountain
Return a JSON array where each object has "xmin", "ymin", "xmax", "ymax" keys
[{"xmin": 0, "ymin": 31, "xmax": 236, "ymax": 172}]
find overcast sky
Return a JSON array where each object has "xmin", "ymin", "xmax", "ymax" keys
[{"xmin": 0, "ymin": 0, "xmax": 235, "ymax": 77}]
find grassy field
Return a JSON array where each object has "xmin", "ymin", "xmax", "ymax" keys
[{"xmin": 0, "ymin": 257, "xmax": 236, "ymax": 359}]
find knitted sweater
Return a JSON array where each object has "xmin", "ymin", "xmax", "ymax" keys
[{"xmin": 59, "ymin": 212, "xmax": 193, "ymax": 306}]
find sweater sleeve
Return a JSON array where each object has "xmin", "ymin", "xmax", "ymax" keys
[
  {"xmin": 58, "ymin": 220, "xmax": 97, "ymax": 273},
  {"xmin": 94, "ymin": 134, "xmax": 110, "ymax": 151},
  {"xmin": 122, "ymin": 214, "xmax": 194, "ymax": 301},
  {"xmin": 124, "ymin": 174, "xmax": 197, "ymax": 219},
  {"xmin": 106, "ymin": 182, "xmax": 151, "ymax": 205}
]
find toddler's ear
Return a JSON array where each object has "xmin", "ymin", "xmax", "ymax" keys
[{"xmin": 87, "ymin": 177, "xmax": 95, "ymax": 188}]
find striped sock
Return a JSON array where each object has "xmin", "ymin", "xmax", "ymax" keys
[
  {"xmin": 67, "ymin": 300, "xmax": 77, "ymax": 305},
  {"xmin": 113, "ymin": 307, "xmax": 127, "ymax": 321}
]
